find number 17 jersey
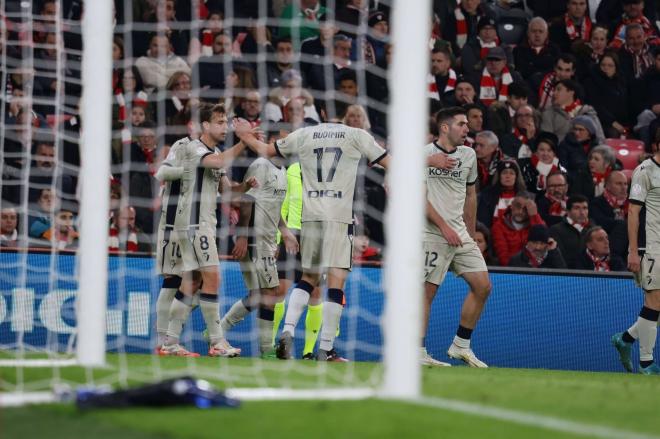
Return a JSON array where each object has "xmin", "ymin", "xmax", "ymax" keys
[{"xmin": 275, "ymin": 123, "xmax": 387, "ymax": 224}]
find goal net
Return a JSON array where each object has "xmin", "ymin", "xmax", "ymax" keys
[{"xmin": 0, "ymin": 0, "xmax": 428, "ymax": 404}]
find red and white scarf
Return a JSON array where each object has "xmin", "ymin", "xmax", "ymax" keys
[
  {"xmin": 524, "ymin": 247, "xmax": 546, "ymax": 267},
  {"xmin": 603, "ymin": 188, "xmax": 629, "ymax": 219},
  {"xmin": 538, "ymin": 71, "xmax": 557, "ymax": 110},
  {"xmin": 591, "ymin": 167, "xmax": 611, "ymax": 197},
  {"xmin": 478, "ymin": 37, "xmax": 498, "ymax": 59},
  {"xmin": 108, "ymin": 224, "xmax": 138, "ymax": 252},
  {"xmin": 479, "ymin": 66, "xmax": 512, "ymax": 107},
  {"xmin": 624, "ymin": 43, "xmax": 654, "ymax": 79},
  {"xmin": 494, "ymin": 189, "xmax": 516, "ymax": 220},
  {"xmin": 546, "ymin": 193, "xmax": 567, "ymax": 217},
  {"xmin": 201, "ymin": 29, "xmax": 214, "ymax": 56},
  {"xmin": 563, "ymin": 99, "xmax": 583, "ymax": 118},
  {"xmin": 565, "ymin": 14, "xmax": 592, "ymax": 41},
  {"xmin": 610, "ymin": 15, "xmax": 658, "ymax": 49},
  {"xmin": 586, "ymin": 248, "xmax": 610, "ymax": 272},
  {"xmin": 531, "ymin": 155, "xmax": 560, "ymax": 191},
  {"xmin": 428, "ymin": 68, "xmax": 457, "ymax": 100},
  {"xmin": 454, "ymin": 5, "xmax": 469, "ymax": 48}
]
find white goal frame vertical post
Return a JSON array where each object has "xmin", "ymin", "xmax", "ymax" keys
[
  {"xmin": 76, "ymin": 0, "xmax": 113, "ymax": 366},
  {"xmin": 381, "ymin": 0, "xmax": 431, "ymax": 399}
]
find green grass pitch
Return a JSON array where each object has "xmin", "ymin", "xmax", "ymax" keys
[{"xmin": 1, "ymin": 353, "xmax": 660, "ymax": 439}]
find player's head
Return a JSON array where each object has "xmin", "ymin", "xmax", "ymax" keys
[
  {"xmin": 435, "ymin": 107, "xmax": 468, "ymax": 147},
  {"xmin": 199, "ymin": 103, "xmax": 228, "ymax": 143}
]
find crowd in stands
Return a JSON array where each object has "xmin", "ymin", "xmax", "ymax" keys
[{"xmin": 1, "ymin": 0, "xmax": 660, "ymax": 273}]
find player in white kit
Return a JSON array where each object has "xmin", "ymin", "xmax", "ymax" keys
[{"xmin": 422, "ymin": 107, "xmax": 492, "ymax": 368}]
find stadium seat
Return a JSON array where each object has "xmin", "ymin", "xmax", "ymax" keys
[{"xmin": 605, "ymin": 138, "xmax": 645, "ymax": 170}]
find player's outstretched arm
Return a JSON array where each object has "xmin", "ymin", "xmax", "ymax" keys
[
  {"xmin": 154, "ymin": 164, "xmax": 184, "ymax": 182},
  {"xmin": 237, "ymin": 132, "xmax": 278, "ymax": 158},
  {"xmin": 627, "ymin": 203, "xmax": 642, "ymax": 273}
]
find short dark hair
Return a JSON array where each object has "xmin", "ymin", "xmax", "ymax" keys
[
  {"xmin": 463, "ymin": 103, "xmax": 483, "ymax": 114},
  {"xmin": 436, "ymin": 106, "xmax": 466, "ymax": 126},
  {"xmin": 557, "ymin": 53, "xmax": 577, "ymax": 67},
  {"xmin": 338, "ymin": 69, "xmax": 357, "ymax": 83},
  {"xmin": 556, "ymin": 79, "xmax": 581, "ymax": 96},
  {"xmin": 584, "ymin": 226, "xmax": 605, "ymax": 244},
  {"xmin": 431, "ymin": 46, "xmax": 452, "ymax": 58},
  {"xmin": 275, "ymin": 36, "xmax": 292, "ymax": 47},
  {"xmin": 508, "ymin": 82, "xmax": 530, "ymax": 99},
  {"xmin": 567, "ymin": 194, "xmax": 589, "ymax": 210},
  {"xmin": 199, "ymin": 103, "xmax": 226, "ymax": 123}
]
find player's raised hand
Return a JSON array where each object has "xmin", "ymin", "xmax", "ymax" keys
[
  {"xmin": 282, "ymin": 229, "xmax": 299, "ymax": 255},
  {"xmin": 628, "ymin": 252, "xmax": 641, "ymax": 273},
  {"xmin": 439, "ymin": 223, "xmax": 462, "ymax": 247},
  {"xmin": 428, "ymin": 153, "xmax": 458, "ymax": 170},
  {"xmin": 232, "ymin": 118, "xmax": 253, "ymax": 140},
  {"xmin": 232, "ymin": 236, "xmax": 248, "ymax": 260}
]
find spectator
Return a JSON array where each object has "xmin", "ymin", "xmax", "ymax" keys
[
  {"xmin": 278, "ymin": 0, "xmax": 326, "ymax": 45},
  {"xmin": 135, "ymin": 34, "xmax": 191, "ymax": 92},
  {"xmin": 465, "ymin": 104, "xmax": 484, "ymax": 143},
  {"xmin": 187, "ymin": 10, "xmax": 226, "ymax": 64},
  {"xmin": 477, "ymin": 159, "xmax": 527, "ymax": 227},
  {"xmin": 164, "ymin": 71, "xmax": 197, "ymax": 144},
  {"xmin": 28, "ymin": 188, "xmax": 58, "ymax": 240},
  {"xmin": 223, "ymin": 64, "xmax": 257, "ymax": 118},
  {"xmin": 47, "ymin": 206, "xmax": 78, "ymax": 250},
  {"xmin": 558, "ymin": 115, "xmax": 600, "ymax": 174},
  {"xmin": 536, "ymin": 171, "xmax": 570, "ymax": 226},
  {"xmin": 631, "ymin": 49, "xmax": 660, "ymax": 138},
  {"xmin": 238, "ymin": 89, "xmax": 264, "ymax": 126},
  {"xmin": 305, "ymin": 34, "xmax": 353, "ymax": 95},
  {"xmin": 549, "ymin": 0, "xmax": 593, "ymax": 52},
  {"xmin": 28, "ymin": 135, "xmax": 76, "ymax": 202},
  {"xmin": 474, "ymin": 130, "xmax": 505, "ymax": 189},
  {"xmin": 333, "ymin": 69, "xmax": 359, "ymax": 119},
  {"xmin": 474, "ymin": 221, "xmax": 498, "ymax": 265},
  {"xmin": 486, "ymin": 82, "xmax": 531, "ymax": 156},
  {"xmin": 571, "ymin": 144, "xmax": 618, "ymax": 199},
  {"xmin": 300, "ymin": 12, "xmax": 338, "ymax": 79},
  {"xmin": 576, "ymin": 226, "xmax": 626, "ymax": 271},
  {"xmin": 535, "ymin": 53, "xmax": 577, "ymax": 110},
  {"xmin": 428, "ymin": 46, "xmax": 458, "ymax": 110},
  {"xmin": 343, "ymin": 104, "xmax": 370, "ymax": 130},
  {"xmin": 475, "ymin": 47, "xmax": 524, "ymax": 108},
  {"xmin": 353, "ymin": 230, "xmax": 381, "ymax": 262},
  {"xmin": 335, "ymin": 0, "xmax": 368, "ymax": 39},
  {"xmin": 443, "ymin": 0, "xmax": 487, "ymax": 53},
  {"xmin": 282, "ymin": 97, "xmax": 318, "ymax": 129},
  {"xmin": 267, "ymin": 37, "xmax": 297, "ymax": 87},
  {"xmin": 265, "ymin": 69, "xmax": 320, "ymax": 123},
  {"xmin": 519, "ymin": 132, "xmax": 566, "ymax": 193},
  {"xmin": 513, "ymin": 17, "xmax": 561, "ymax": 80},
  {"xmin": 492, "ymin": 191, "xmax": 546, "ymax": 266},
  {"xmin": 108, "ymin": 205, "xmax": 151, "ymax": 253},
  {"xmin": 0, "ymin": 207, "xmax": 19, "ymax": 247},
  {"xmin": 589, "ymin": 170, "xmax": 629, "ymax": 257},
  {"xmin": 128, "ymin": 121, "xmax": 162, "ymax": 234},
  {"xmin": 608, "ymin": 0, "xmax": 659, "ymax": 49},
  {"xmin": 508, "ymin": 224, "xmax": 567, "ymax": 268},
  {"xmin": 191, "ymin": 32, "xmax": 234, "ymax": 94},
  {"xmin": 549, "ymin": 194, "xmax": 592, "ymax": 268},
  {"xmin": 618, "ymin": 23, "xmax": 658, "ymax": 83},
  {"xmin": 584, "ymin": 52, "xmax": 632, "ymax": 138},
  {"xmin": 362, "ymin": 11, "xmax": 389, "ymax": 66},
  {"xmin": 574, "ymin": 24, "xmax": 609, "ymax": 79},
  {"xmin": 510, "ymin": 104, "xmax": 543, "ymax": 158},
  {"xmin": 461, "ymin": 16, "xmax": 509, "ymax": 81},
  {"xmin": 450, "ymin": 77, "xmax": 479, "ymax": 106},
  {"xmin": 540, "ymin": 79, "xmax": 604, "ymax": 142},
  {"xmin": 596, "ymin": 0, "xmax": 658, "ymax": 26}
]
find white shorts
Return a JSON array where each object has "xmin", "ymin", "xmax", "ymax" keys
[
  {"xmin": 176, "ymin": 226, "xmax": 219, "ymax": 272},
  {"xmin": 156, "ymin": 227, "xmax": 183, "ymax": 276},
  {"xmin": 301, "ymin": 221, "xmax": 353, "ymax": 272},
  {"xmin": 423, "ymin": 239, "xmax": 487, "ymax": 286},
  {"xmin": 239, "ymin": 245, "xmax": 279, "ymax": 290},
  {"xmin": 636, "ymin": 252, "xmax": 660, "ymax": 291}
]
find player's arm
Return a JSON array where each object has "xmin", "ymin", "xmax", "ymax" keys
[
  {"xmin": 231, "ymin": 194, "xmax": 255, "ymax": 260},
  {"xmin": 427, "ymin": 153, "xmax": 457, "ymax": 170},
  {"xmin": 201, "ymin": 140, "xmax": 248, "ymax": 169},
  {"xmin": 627, "ymin": 203, "xmax": 642, "ymax": 273},
  {"xmin": 154, "ymin": 163, "xmax": 184, "ymax": 182},
  {"xmin": 238, "ymin": 133, "xmax": 278, "ymax": 158},
  {"xmin": 425, "ymin": 191, "xmax": 462, "ymax": 247},
  {"xmin": 463, "ymin": 183, "xmax": 477, "ymax": 238},
  {"xmin": 278, "ymin": 216, "xmax": 299, "ymax": 255}
]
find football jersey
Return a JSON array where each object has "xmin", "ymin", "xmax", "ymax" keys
[
  {"xmin": 274, "ymin": 123, "xmax": 387, "ymax": 224},
  {"xmin": 159, "ymin": 136, "xmax": 190, "ymax": 230},
  {"xmin": 423, "ymin": 141, "xmax": 478, "ymax": 243},
  {"xmin": 244, "ymin": 157, "xmax": 288, "ymax": 250},
  {"xmin": 630, "ymin": 157, "xmax": 660, "ymax": 251},
  {"xmin": 175, "ymin": 139, "xmax": 225, "ymax": 230}
]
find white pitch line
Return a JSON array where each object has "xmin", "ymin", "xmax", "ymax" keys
[{"xmin": 413, "ymin": 396, "xmax": 660, "ymax": 439}]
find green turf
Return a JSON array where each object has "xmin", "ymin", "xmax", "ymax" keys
[{"xmin": 2, "ymin": 354, "xmax": 660, "ymax": 439}]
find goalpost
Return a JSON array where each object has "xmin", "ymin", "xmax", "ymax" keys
[{"xmin": 0, "ymin": 0, "xmax": 430, "ymax": 404}]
